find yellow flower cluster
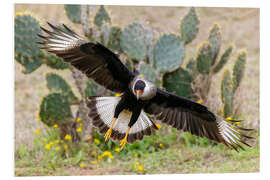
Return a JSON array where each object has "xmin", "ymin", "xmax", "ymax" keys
[
  {"xmin": 134, "ymin": 162, "xmax": 144, "ymax": 173},
  {"xmin": 64, "ymin": 134, "xmax": 72, "ymax": 140},
  {"xmin": 159, "ymin": 143, "xmax": 164, "ymax": 148},
  {"xmin": 114, "ymin": 148, "xmax": 120, "ymax": 152},
  {"xmin": 53, "ymin": 124, "xmax": 58, "ymax": 128},
  {"xmin": 94, "ymin": 138, "xmax": 100, "ymax": 144},
  {"xmin": 76, "ymin": 117, "xmax": 81, "ymax": 122},
  {"xmin": 79, "ymin": 163, "xmax": 85, "ymax": 168},
  {"xmin": 196, "ymin": 99, "xmax": 203, "ymax": 104},
  {"xmin": 98, "ymin": 151, "xmax": 114, "ymax": 161}
]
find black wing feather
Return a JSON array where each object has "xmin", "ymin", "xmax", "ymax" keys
[
  {"xmin": 144, "ymin": 88, "xmax": 254, "ymax": 151},
  {"xmin": 38, "ymin": 23, "xmax": 134, "ymax": 92}
]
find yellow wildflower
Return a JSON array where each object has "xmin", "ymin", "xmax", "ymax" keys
[
  {"xmin": 86, "ymin": 136, "xmax": 92, "ymax": 141},
  {"xmin": 139, "ymin": 74, "xmax": 144, "ymax": 78},
  {"xmin": 36, "ymin": 113, "xmax": 40, "ymax": 119},
  {"xmin": 94, "ymin": 138, "xmax": 100, "ymax": 144},
  {"xmin": 102, "ymin": 151, "xmax": 114, "ymax": 159},
  {"xmin": 76, "ymin": 127, "xmax": 82, "ymax": 132},
  {"xmin": 134, "ymin": 153, "xmax": 138, "ymax": 158},
  {"xmin": 76, "ymin": 117, "xmax": 81, "ymax": 122},
  {"xmin": 45, "ymin": 143, "xmax": 51, "ymax": 150},
  {"xmin": 135, "ymin": 162, "xmax": 139, "ymax": 166},
  {"xmin": 97, "ymin": 155, "xmax": 102, "ymax": 161},
  {"xmin": 55, "ymin": 146, "xmax": 60, "ymax": 151},
  {"xmin": 79, "ymin": 163, "xmax": 85, "ymax": 168},
  {"xmin": 114, "ymin": 148, "xmax": 120, "ymax": 152},
  {"xmin": 196, "ymin": 99, "xmax": 203, "ymax": 104},
  {"xmin": 35, "ymin": 129, "xmax": 40, "ymax": 135},
  {"xmin": 226, "ymin": 117, "xmax": 232, "ymax": 120},
  {"xmin": 64, "ymin": 134, "xmax": 72, "ymax": 140},
  {"xmin": 159, "ymin": 143, "xmax": 164, "ymax": 148},
  {"xmin": 79, "ymin": 123, "xmax": 82, "ymax": 127},
  {"xmin": 53, "ymin": 124, "xmax": 58, "ymax": 128},
  {"xmin": 138, "ymin": 165, "xmax": 144, "ymax": 172},
  {"xmin": 49, "ymin": 141, "xmax": 54, "ymax": 146},
  {"xmin": 156, "ymin": 124, "xmax": 161, "ymax": 129},
  {"xmin": 55, "ymin": 140, "xmax": 60, "ymax": 144}
]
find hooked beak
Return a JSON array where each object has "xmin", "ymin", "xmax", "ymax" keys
[{"xmin": 135, "ymin": 90, "xmax": 143, "ymax": 100}]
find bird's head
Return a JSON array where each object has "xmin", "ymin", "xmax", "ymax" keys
[{"xmin": 132, "ymin": 77, "xmax": 157, "ymax": 100}]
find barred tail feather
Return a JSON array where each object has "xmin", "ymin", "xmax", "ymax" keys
[{"xmin": 87, "ymin": 96, "xmax": 156, "ymax": 143}]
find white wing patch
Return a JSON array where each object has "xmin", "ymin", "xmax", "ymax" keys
[{"xmin": 95, "ymin": 97, "xmax": 153, "ymax": 134}]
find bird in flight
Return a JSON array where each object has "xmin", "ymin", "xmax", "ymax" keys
[{"xmin": 37, "ymin": 23, "xmax": 253, "ymax": 151}]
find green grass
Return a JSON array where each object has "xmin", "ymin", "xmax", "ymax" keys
[{"xmin": 14, "ymin": 125, "xmax": 259, "ymax": 176}]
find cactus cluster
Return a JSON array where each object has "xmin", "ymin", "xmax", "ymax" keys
[
  {"xmin": 15, "ymin": 6, "xmax": 247, "ymax": 143},
  {"xmin": 221, "ymin": 51, "xmax": 246, "ymax": 117}
]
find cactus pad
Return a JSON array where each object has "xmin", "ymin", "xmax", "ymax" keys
[
  {"xmin": 107, "ymin": 26, "xmax": 122, "ymax": 52},
  {"xmin": 221, "ymin": 70, "xmax": 233, "ymax": 117},
  {"xmin": 196, "ymin": 42, "xmax": 212, "ymax": 74},
  {"xmin": 45, "ymin": 53, "xmax": 69, "ymax": 70},
  {"xmin": 138, "ymin": 63, "xmax": 158, "ymax": 85},
  {"xmin": 46, "ymin": 73, "xmax": 79, "ymax": 104},
  {"xmin": 94, "ymin": 5, "xmax": 111, "ymax": 28},
  {"xmin": 208, "ymin": 23, "xmax": 221, "ymax": 65},
  {"xmin": 213, "ymin": 45, "xmax": 233, "ymax": 74},
  {"xmin": 120, "ymin": 22, "xmax": 147, "ymax": 61},
  {"xmin": 15, "ymin": 13, "xmax": 43, "ymax": 73},
  {"xmin": 101, "ymin": 24, "xmax": 110, "ymax": 46},
  {"xmin": 144, "ymin": 26, "xmax": 155, "ymax": 66},
  {"xmin": 39, "ymin": 93, "xmax": 73, "ymax": 127},
  {"xmin": 64, "ymin": 4, "xmax": 82, "ymax": 24},
  {"xmin": 163, "ymin": 67, "xmax": 193, "ymax": 98},
  {"xmin": 233, "ymin": 50, "xmax": 246, "ymax": 92},
  {"xmin": 154, "ymin": 34, "xmax": 185, "ymax": 73},
  {"xmin": 181, "ymin": 7, "xmax": 200, "ymax": 44}
]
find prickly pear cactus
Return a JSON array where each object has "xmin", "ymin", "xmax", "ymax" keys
[
  {"xmin": 120, "ymin": 22, "xmax": 147, "ymax": 61},
  {"xmin": 138, "ymin": 63, "xmax": 158, "ymax": 85},
  {"xmin": 181, "ymin": 7, "xmax": 200, "ymax": 44},
  {"xmin": 196, "ymin": 42, "xmax": 213, "ymax": 74},
  {"xmin": 221, "ymin": 70, "xmax": 233, "ymax": 117},
  {"xmin": 208, "ymin": 23, "xmax": 221, "ymax": 65},
  {"xmin": 213, "ymin": 44, "xmax": 233, "ymax": 74},
  {"xmin": 46, "ymin": 73, "xmax": 79, "ymax": 104},
  {"xmin": 154, "ymin": 34, "xmax": 185, "ymax": 73},
  {"xmin": 107, "ymin": 26, "xmax": 122, "ymax": 52},
  {"xmin": 100, "ymin": 24, "xmax": 110, "ymax": 46},
  {"xmin": 39, "ymin": 93, "xmax": 73, "ymax": 127},
  {"xmin": 15, "ymin": 13, "xmax": 43, "ymax": 73},
  {"xmin": 144, "ymin": 26, "xmax": 155, "ymax": 66},
  {"xmin": 94, "ymin": 5, "xmax": 111, "ymax": 28},
  {"xmin": 163, "ymin": 67, "xmax": 193, "ymax": 98},
  {"xmin": 45, "ymin": 53, "xmax": 69, "ymax": 70},
  {"xmin": 64, "ymin": 4, "xmax": 82, "ymax": 24},
  {"xmin": 233, "ymin": 50, "xmax": 246, "ymax": 92}
]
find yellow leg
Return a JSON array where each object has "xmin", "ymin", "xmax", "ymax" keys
[
  {"xmin": 104, "ymin": 118, "xmax": 117, "ymax": 141},
  {"xmin": 120, "ymin": 127, "xmax": 130, "ymax": 150}
]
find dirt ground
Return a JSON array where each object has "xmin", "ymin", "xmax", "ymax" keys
[{"xmin": 14, "ymin": 4, "xmax": 259, "ymax": 150}]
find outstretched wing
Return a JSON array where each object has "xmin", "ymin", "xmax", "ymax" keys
[
  {"xmin": 37, "ymin": 23, "xmax": 134, "ymax": 92},
  {"xmin": 144, "ymin": 88, "xmax": 253, "ymax": 151}
]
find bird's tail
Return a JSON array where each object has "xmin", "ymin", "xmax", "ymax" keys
[{"xmin": 87, "ymin": 96, "xmax": 157, "ymax": 143}]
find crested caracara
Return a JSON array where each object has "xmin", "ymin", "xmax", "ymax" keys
[{"xmin": 37, "ymin": 23, "xmax": 253, "ymax": 151}]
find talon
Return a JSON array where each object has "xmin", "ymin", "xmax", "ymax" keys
[
  {"xmin": 120, "ymin": 137, "xmax": 127, "ymax": 150},
  {"xmin": 120, "ymin": 126, "xmax": 130, "ymax": 150},
  {"xmin": 104, "ymin": 128, "xmax": 112, "ymax": 141},
  {"xmin": 104, "ymin": 118, "xmax": 117, "ymax": 141}
]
